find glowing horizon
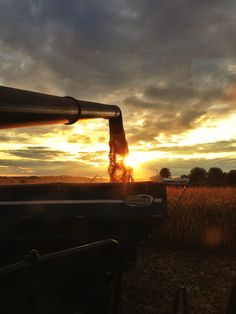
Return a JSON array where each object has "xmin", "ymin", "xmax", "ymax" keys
[{"xmin": 0, "ymin": 111, "xmax": 236, "ymax": 179}]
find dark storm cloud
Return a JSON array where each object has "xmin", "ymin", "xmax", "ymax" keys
[
  {"xmin": 125, "ymin": 107, "xmax": 206, "ymax": 145},
  {"xmin": 0, "ymin": 0, "xmax": 141, "ymax": 96},
  {"xmin": 1, "ymin": 0, "xmax": 236, "ymax": 96},
  {"xmin": 144, "ymin": 86, "xmax": 231, "ymax": 107},
  {"xmin": 124, "ymin": 79, "xmax": 235, "ymax": 144}
]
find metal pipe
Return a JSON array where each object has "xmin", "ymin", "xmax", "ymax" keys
[{"xmin": 0, "ymin": 86, "xmax": 120, "ymax": 129}]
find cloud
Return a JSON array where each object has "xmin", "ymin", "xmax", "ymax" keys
[
  {"xmin": 6, "ymin": 147, "xmax": 71, "ymax": 160},
  {"xmin": 0, "ymin": 157, "xmax": 108, "ymax": 176},
  {"xmin": 1, "ymin": 0, "xmax": 236, "ymax": 97},
  {"xmin": 0, "ymin": 0, "xmax": 236, "ymax": 175},
  {"xmin": 148, "ymin": 140, "xmax": 236, "ymax": 154}
]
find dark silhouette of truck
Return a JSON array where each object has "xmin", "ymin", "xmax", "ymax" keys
[{"xmin": 0, "ymin": 86, "xmax": 167, "ymax": 314}]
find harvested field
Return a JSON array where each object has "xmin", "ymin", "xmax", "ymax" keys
[{"xmin": 121, "ymin": 247, "xmax": 236, "ymax": 314}]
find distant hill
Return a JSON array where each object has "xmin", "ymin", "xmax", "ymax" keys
[{"xmin": 0, "ymin": 176, "xmax": 107, "ymax": 184}]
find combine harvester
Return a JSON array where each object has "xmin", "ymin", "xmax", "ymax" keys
[{"xmin": 0, "ymin": 86, "xmax": 167, "ymax": 314}]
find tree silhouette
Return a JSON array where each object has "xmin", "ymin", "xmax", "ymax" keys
[
  {"xmin": 222, "ymin": 172, "xmax": 229, "ymax": 185},
  {"xmin": 159, "ymin": 168, "xmax": 171, "ymax": 178},
  {"xmin": 189, "ymin": 167, "xmax": 207, "ymax": 185},
  {"xmin": 207, "ymin": 167, "xmax": 223, "ymax": 185},
  {"xmin": 228, "ymin": 170, "xmax": 236, "ymax": 185}
]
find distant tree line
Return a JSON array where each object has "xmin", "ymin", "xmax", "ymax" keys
[{"xmin": 159, "ymin": 167, "xmax": 236, "ymax": 186}]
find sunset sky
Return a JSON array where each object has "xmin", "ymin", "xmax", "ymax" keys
[{"xmin": 0, "ymin": 0, "xmax": 236, "ymax": 179}]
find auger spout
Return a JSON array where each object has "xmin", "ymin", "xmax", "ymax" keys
[{"xmin": 0, "ymin": 86, "xmax": 120, "ymax": 129}]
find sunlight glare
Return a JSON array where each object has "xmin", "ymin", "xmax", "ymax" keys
[
  {"xmin": 124, "ymin": 151, "xmax": 158, "ymax": 168},
  {"xmin": 180, "ymin": 113, "xmax": 236, "ymax": 146}
]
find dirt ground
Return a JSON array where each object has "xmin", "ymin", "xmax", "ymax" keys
[{"xmin": 121, "ymin": 247, "xmax": 236, "ymax": 314}]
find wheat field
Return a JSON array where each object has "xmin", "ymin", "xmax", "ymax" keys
[{"xmin": 153, "ymin": 186, "xmax": 236, "ymax": 254}]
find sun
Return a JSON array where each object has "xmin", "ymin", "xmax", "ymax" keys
[
  {"xmin": 124, "ymin": 155, "xmax": 137, "ymax": 168},
  {"xmin": 124, "ymin": 151, "xmax": 151, "ymax": 169}
]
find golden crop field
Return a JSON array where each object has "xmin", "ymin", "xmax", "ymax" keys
[{"xmin": 153, "ymin": 186, "xmax": 236, "ymax": 254}]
